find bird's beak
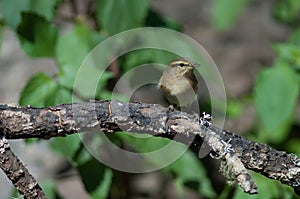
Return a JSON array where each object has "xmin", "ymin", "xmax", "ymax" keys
[
  {"xmin": 192, "ymin": 63, "xmax": 200, "ymax": 67},
  {"xmin": 188, "ymin": 59, "xmax": 200, "ymax": 67}
]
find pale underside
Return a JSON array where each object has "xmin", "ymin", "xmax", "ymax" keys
[{"xmin": 158, "ymin": 70, "xmax": 198, "ymax": 107}]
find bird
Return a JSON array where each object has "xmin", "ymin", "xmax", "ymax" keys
[{"xmin": 158, "ymin": 57, "xmax": 199, "ymax": 109}]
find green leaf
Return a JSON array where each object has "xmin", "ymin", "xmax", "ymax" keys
[
  {"xmin": 273, "ymin": 43, "xmax": 300, "ymax": 71},
  {"xmin": 119, "ymin": 133, "xmax": 215, "ymax": 197},
  {"xmin": 0, "ymin": 0, "xmax": 28, "ymax": 30},
  {"xmin": 254, "ymin": 65, "xmax": 299, "ymax": 143},
  {"xmin": 173, "ymin": 178, "xmax": 184, "ymax": 199},
  {"xmin": 117, "ymin": 132, "xmax": 216, "ymax": 197},
  {"xmin": 45, "ymin": 86, "xmax": 73, "ymax": 106},
  {"xmin": 19, "ymin": 72, "xmax": 58, "ymax": 107},
  {"xmin": 145, "ymin": 8, "xmax": 182, "ymax": 31},
  {"xmin": 56, "ymin": 23, "xmax": 105, "ymax": 89},
  {"xmin": 288, "ymin": 28, "xmax": 300, "ymax": 46},
  {"xmin": 273, "ymin": 0, "xmax": 300, "ymax": 24},
  {"xmin": 233, "ymin": 172, "xmax": 293, "ymax": 199},
  {"xmin": 28, "ymin": 0, "xmax": 58, "ymax": 21},
  {"xmin": 17, "ymin": 12, "xmax": 58, "ymax": 57},
  {"xmin": 117, "ymin": 132, "xmax": 172, "ymax": 153},
  {"xmin": 40, "ymin": 180, "xmax": 57, "ymax": 199},
  {"xmin": 212, "ymin": 0, "xmax": 248, "ymax": 31},
  {"xmin": 49, "ymin": 134, "xmax": 81, "ymax": 159},
  {"xmin": 227, "ymin": 100, "xmax": 243, "ymax": 118},
  {"xmin": 96, "ymin": 0, "xmax": 149, "ymax": 35},
  {"xmin": 286, "ymin": 139, "xmax": 300, "ymax": 157},
  {"xmin": 165, "ymin": 150, "xmax": 216, "ymax": 198},
  {"xmin": 78, "ymin": 158, "xmax": 113, "ymax": 199},
  {"xmin": 73, "ymin": 147, "xmax": 93, "ymax": 166},
  {"xmin": 90, "ymin": 169, "xmax": 113, "ymax": 199},
  {"xmin": 95, "ymin": 71, "xmax": 114, "ymax": 99},
  {"xmin": 0, "ymin": 0, "xmax": 58, "ymax": 30}
]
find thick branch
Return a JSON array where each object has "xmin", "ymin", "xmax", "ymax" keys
[
  {"xmin": 0, "ymin": 132, "xmax": 46, "ymax": 199},
  {"xmin": 0, "ymin": 101, "xmax": 299, "ymax": 195}
]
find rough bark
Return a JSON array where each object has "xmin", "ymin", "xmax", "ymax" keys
[
  {"xmin": 0, "ymin": 101, "xmax": 299, "ymax": 196},
  {"xmin": 0, "ymin": 132, "xmax": 46, "ymax": 199}
]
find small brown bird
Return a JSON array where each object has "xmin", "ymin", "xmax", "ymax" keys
[{"xmin": 158, "ymin": 57, "xmax": 199, "ymax": 108}]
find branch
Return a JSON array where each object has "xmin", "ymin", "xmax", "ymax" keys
[
  {"xmin": 0, "ymin": 101, "xmax": 299, "ymax": 196},
  {"xmin": 0, "ymin": 132, "xmax": 46, "ymax": 198}
]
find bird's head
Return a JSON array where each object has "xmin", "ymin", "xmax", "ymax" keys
[{"xmin": 168, "ymin": 57, "xmax": 199, "ymax": 74}]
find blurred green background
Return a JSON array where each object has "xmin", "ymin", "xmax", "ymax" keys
[{"xmin": 0, "ymin": 0, "xmax": 299, "ymax": 198}]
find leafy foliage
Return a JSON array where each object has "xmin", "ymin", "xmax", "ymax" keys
[
  {"xmin": 96, "ymin": 0, "xmax": 149, "ymax": 35},
  {"xmin": 49, "ymin": 135, "xmax": 81, "ymax": 159},
  {"xmin": 78, "ymin": 158, "xmax": 113, "ymax": 199},
  {"xmin": 19, "ymin": 73, "xmax": 58, "ymax": 107},
  {"xmin": 17, "ymin": 12, "xmax": 58, "ymax": 57},
  {"xmin": 205, "ymin": 0, "xmax": 300, "ymax": 197},
  {"xmin": 254, "ymin": 65, "xmax": 299, "ymax": 143},
  {"xmin": 2, "ymin": 0, "xmax": 214, "ymax": 198},
  {"xmin": 1, "ymin": 0, "xmax": 300, "ymax": 198},
  {"xmin": 56, "ymin": 23, "xmax": 105, "ymax": 89},
  {"xmin": 273, "ymin": 0, "xmax": 300, "ymax": 24},
  {"xmin": 0, "ymin": 0, "xmax": 58, "ymax": 30},
  {"xmin": 253, "ymin": 31, "xmax": 300, "ymax": 144}
]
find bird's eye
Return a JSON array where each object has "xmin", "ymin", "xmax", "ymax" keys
[{"xmin": 179, "ymin": 63, "xmax": 185, "ymax": 67}]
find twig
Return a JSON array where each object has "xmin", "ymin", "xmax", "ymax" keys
[{"xmin": 0, "ymin": 132, "xmax": 46, "ymax": 199}]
